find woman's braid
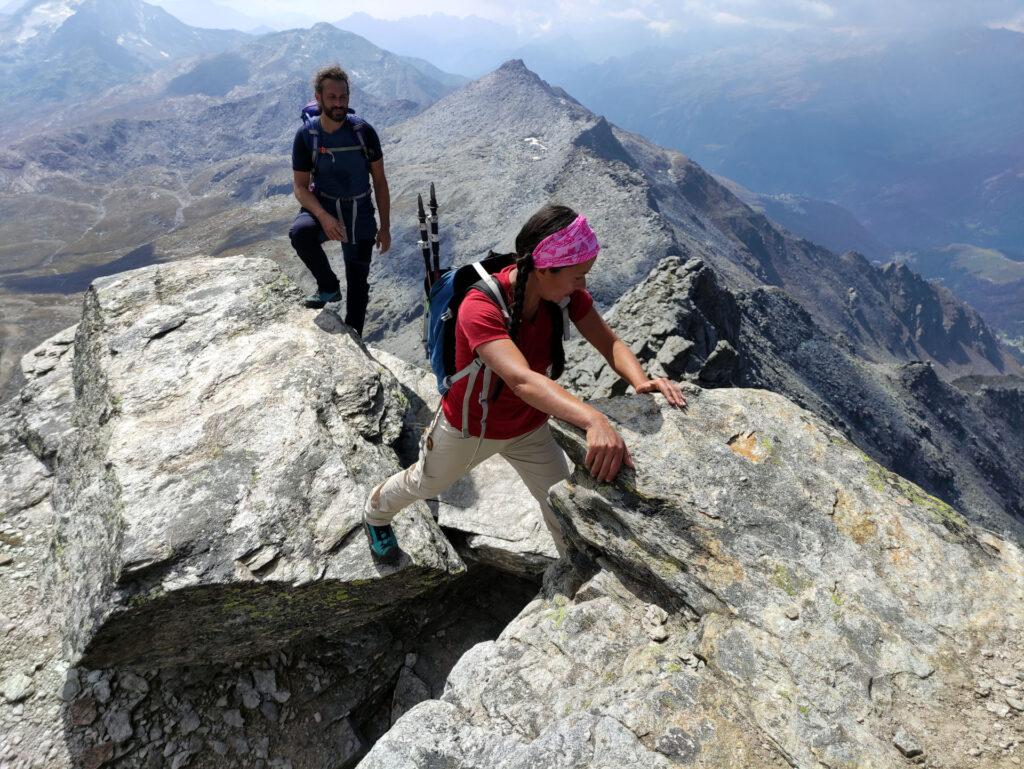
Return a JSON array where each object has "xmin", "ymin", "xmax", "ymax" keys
[{"xmin": 508, "ymin": 253, "xmax": 534, "ymax": 343}]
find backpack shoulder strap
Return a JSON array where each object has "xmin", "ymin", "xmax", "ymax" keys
[
  {"xmin": 470, "ymin": 262, "xmax": 510, "ymax": 323},
  {"xmin": 345, "ymin": 113, "xmax": 372, "ymax": 162},
  {"xmin": 557, "ymin": 296, "xmax": 571, "ymax": 341},
  {"xmin": 302, "ymin": 115, "xmax": 321, "ymax": 177}
]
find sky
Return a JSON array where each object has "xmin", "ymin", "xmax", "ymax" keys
[{"xmin": 186, "ymin": 0, "xmax": 1024, "ymax": 36}]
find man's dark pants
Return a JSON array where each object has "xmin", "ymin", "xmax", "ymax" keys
[{"xmin": 289, "ymin": 209, "xmax": 374, "ymax": 336}]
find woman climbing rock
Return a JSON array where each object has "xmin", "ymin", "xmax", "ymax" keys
[{"xmin": 364, "ymin": 204, "xmax": 686, "ymax": 562}]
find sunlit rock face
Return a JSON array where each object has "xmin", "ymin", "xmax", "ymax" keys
[
  {"xmin": 47, "ymin": 255, "xmax": 464, "ymax": 669},
  {"xmin": 361, "ymin": 389, "xmax": 1024, "ymax": 769}
]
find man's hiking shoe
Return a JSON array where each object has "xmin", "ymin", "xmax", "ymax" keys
[
  {"xmin": 363, "ymin": 519, "xmax": 399, "ymax": 563},
  {"xmin": 303, "ymin": 290, "xmax": 341, "ymax": 308}
]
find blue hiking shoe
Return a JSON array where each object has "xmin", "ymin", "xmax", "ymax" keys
[
  {"xmin": 363, "ymin": 519, "xmax": 399, "ymax": 563},
  {"xmin": 302, "ymin": 290, "xmax": 341, "ymax": 308}
]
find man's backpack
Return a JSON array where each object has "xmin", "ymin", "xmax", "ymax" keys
[
  {"xmin": 425, "ymin": 252, "xmax": 570, "ymax": 440},
  {"xmin": 300, "ymin": 100, "xmax": 372, "ymax": 189}
]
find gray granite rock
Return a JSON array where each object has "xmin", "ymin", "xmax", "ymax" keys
[
  {"xmin": 361, "ymin": 390, "xmax": 1024, "ymax": 768},
  {"xmin": 47, "ymin": 256, "xmax": 465, "ymax": 668}
]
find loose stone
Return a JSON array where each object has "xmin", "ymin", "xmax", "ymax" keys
[
  {"xmin": 2, "ymin": 673, "xmax": 34, "ymax": 703},
  {"xmin": 223, "ymin": 710, "xmax": 244, "ymax": 728},
  {"xmin": 893, "ymin": 729, "xmax": 924, "ymax": 758}
]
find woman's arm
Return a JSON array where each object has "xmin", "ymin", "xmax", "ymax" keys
[
  {"xmin": 476, "ymin": 338, "xmax": 632, "ymax": 482},
  {"xmin": 574, "ymin": 307, "xmax": 687, "ymax": 407}
]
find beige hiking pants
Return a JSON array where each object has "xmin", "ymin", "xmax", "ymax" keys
[{"xmin": 366, "ymin": 410, "xmax": 572, "ymax": 556}]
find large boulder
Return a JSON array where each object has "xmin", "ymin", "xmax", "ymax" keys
[
  {"xmin": 360, "ymin": 387, "xmax": 1024, "ymax": 768},
  {"xmin": 48, "ymin": 256, "xmax": 465, "ymax": 669}
]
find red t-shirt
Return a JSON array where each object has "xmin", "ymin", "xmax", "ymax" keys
[{"xmin": 442, "ymin": 265, "xmax": 594, "ymax": 439}]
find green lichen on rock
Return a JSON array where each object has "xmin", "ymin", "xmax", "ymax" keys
[
  {"xmin": 771, "ymin": 563, "xmax": 812, "ymax": 597},
  {"xmin": 863, "ymin": 457, "xmax": 968, "ymax": 536}
]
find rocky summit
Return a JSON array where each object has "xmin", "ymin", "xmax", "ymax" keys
[
  {"xmin": 0, "ymin": 255, "xmax": 1022, "ymax": 769},
  {"xmin": 365, "ymin": 388, "xmax": 1024, "ymax": 769}
]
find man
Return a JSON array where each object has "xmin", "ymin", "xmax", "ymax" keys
[{"xmin": 289, "ymin": 65, "xmax": 391, "ymax": 335}]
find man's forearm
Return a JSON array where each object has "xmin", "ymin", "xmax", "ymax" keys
[
  {"xmin": 294, "ymin": 185, "xmax": 329, "ymax": 220},
  {"xmin": 374, "ymin": 177, "xmax": 391, "ymax": 231}
]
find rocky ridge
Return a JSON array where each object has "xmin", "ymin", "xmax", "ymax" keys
[
  {"xmin": 364, "ymin": 387, "xmax": 1024, "ymax": 769},
  {"xmin": 0, "ymin": 256, "xmax": 1023, "ymax": 768},
  {"xmin": 0, "ymin": 256, "xmax": 545, "ymax": 767},
  {"xmin": 565, "ymin": 255, "xmax": 1024, "ymax": 539}
]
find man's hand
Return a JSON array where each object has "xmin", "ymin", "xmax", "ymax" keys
[
  {"xmin": 376, "ymin": 227, "xmax": 391, "ymax": 253},
  {"xmin": 584, "ymin": 414, "xmax": 634, "ymax": 483},
  {"xmin": 317, "ymin": 212, "xmax": 347, "ymax": 242},
  {"xmin": 635, "ymin": 378, "xmax": 687, "ymax": 408}
]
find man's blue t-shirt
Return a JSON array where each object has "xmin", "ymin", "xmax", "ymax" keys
[{"xmin": 292, "ymin": 116, "xmax": 383, "ymax": 200}]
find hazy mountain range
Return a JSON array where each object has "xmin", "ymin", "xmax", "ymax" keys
[
  {"xmin": 320, "ymin": 13, "xmax": 1024, "ymax": 344},
  {"xmin": 0, "ymin": 0, "xmax": 247, "ymax": 138},
  {"xmin": 1, "ymin": 0, "xmax": 1022, "ymax": 531}
]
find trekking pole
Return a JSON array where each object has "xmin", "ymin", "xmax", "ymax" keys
[
  {"xmin": 417, "ymin": 193, "xmax": 432, "ymax": 290},
  {"xmin": 428, "ymin": 183, "xmax": 441, "ymax": 283}
]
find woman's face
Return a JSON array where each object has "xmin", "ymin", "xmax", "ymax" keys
[{"xmin": 533, "ymin": 258, "xmax": 596, "ymax": 303}]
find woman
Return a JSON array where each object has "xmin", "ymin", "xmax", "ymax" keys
[{"xmin": 364, "ymin": 204, "xmax": 686, "ymax": 562}]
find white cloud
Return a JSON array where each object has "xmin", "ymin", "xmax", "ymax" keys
[
  {"xmin": 648, "ymin": 19, "xmax": 677, "ymax": 34},
  {"xmin": 989, "ymin": 11, "xmax": 1024, "ymax": 32}
]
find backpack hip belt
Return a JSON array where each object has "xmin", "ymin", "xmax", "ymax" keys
[{"xmin": 317, "ymin": 189, "xmax": 371, "ymax": 241}]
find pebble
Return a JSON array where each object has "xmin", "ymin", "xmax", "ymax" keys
[
  {"xmin": 2, "ymin": 673, "xmax": 34, "ymax": 703},
  {"xmin": 59, "ymin": 673, "xmax": 81, "ymax": 702},
  {"xmin": 179, "ymin": 711, "xmax": 200, "ymax": 735},
  {"xmin": 0, "ymin": 554, "xmax": 12, "ymax": 566},
  {"xmin": 93, "ymin": 679, "xmax": 111, "ymax": 704},
  {"xmin": 105, "ymin": 710, "xmax": 133, "ymax": 743},
  {"xmin": 785, "ymin": 607, "xmax": 800, "ymax": 620},
  {"xmin": 893, "ymin": 730, "xmax": 923, "ymax": 758},
  {"xmin": 260, "ymin": 702, "xmax": 279, "ymax": 723},
  {"xmin": 1007, "ymin": 697, "xmax": 1024, "ymax": 712},
  {"xmin": 223, "ymin": 710, "xmax": 244, "ymax": 728},
  {"xmin": 405, "ymin": 653, "xmax": 418, "ymax": 668},
  {"xmin": 986, "ymin": 701, "xmax": 1011, "ymax": 717},
  {"xmin": 120, "ymin": 672, "xmax": 149, "ymax": 695},
  {"xmin": 253, "ymin": 670, "xmax": 276, "ymax": 695},
  {"xmin": 998, "ymin": 676, "xmax": 1018, "ymax": 687}
]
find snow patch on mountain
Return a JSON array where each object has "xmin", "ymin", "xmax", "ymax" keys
[{"xmin": 13, "ymin": 0, "xmax": 80, "ymax": 43}]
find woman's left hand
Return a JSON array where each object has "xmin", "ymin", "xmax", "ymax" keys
[{"xmin": 635, "ymin": 378, "xmax": 687, "ymax": 408}]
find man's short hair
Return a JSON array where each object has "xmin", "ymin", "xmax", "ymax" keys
[{"xmin": 314, "ymin": 65, "xmax": 350, "ymax": 95}]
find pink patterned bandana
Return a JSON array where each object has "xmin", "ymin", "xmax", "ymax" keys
[{"xmin": 531, "ymin": 215, "xmax": 600, "ymax": 269}]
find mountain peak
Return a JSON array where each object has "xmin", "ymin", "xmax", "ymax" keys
[{"xmin": 498, "ymin": 58, "xmax": 528, "ymax": 72}]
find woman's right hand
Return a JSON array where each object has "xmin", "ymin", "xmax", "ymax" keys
[{"xmin": 584, "ymin": 413, "xmax": 633, "ymax": 483}]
